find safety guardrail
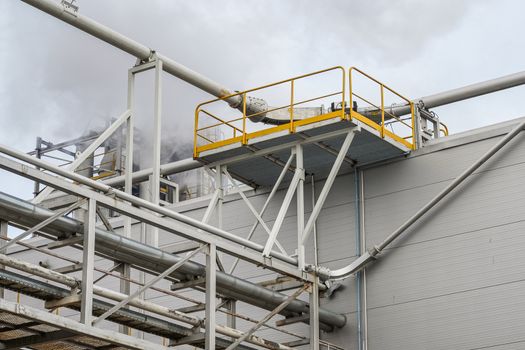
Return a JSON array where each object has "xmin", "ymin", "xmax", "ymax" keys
[
  {"xmin": 349, "ymin": 67, "xmax": 415, "ymax": 150},
  {"xmin": 194, "ymin": 66, "xmax": 416, "ymax": 157}
]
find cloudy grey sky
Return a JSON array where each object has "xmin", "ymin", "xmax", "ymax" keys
[{"xmin": 1, "ymin": 0, "xmax": 525, "ymax": 200}]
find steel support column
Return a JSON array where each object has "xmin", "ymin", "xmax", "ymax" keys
[
  {"xmin": 296, "ymin": 144, "xmax": 306, "ymax": 270},
  {"xmin": 0, "ymin": 220, "xmax": 6, "ymax": 299},
  {"xmin": 120, "ymin": 65, "xmax": 135, "ymax": 336},
  {"xmin": 149, "ymin": 58, "xmax": 163, "ymax": 248},
  {"xmin": 80, "ymin": 198, "xmax": 96, "ymax": 324},
  {"xmin": 309, "ymin": 277, "xmax": 320, "ymax": 350},
  {"xmin": 205, "ymin": 243, "xmax": 217, "ymax": 350},
  {"xmin": 302, "ymin": 129, "xmax": 357, "ymax": 245},
  {"xmin": 262, "ymin": 169, "xmax": 302, "ymax": 257},
  {"xmin": 216, "ymin": 165, "xmax": 224, "ymax": 229}
]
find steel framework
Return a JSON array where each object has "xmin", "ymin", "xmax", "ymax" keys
[{"xmin": 4, "ymin": 1, "xmax": 525, "ymax": 349}]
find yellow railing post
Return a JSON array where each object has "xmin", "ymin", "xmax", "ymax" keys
[
  {"xmin": 290, "ymin": 80, "xmax": 295, "ymax": 133},
  {"xmin": 194, "ymin": 66, "xmax": 377, "ymax": 155},
  {"xmin": 242, "ymin": 93, "xmax": 247, "ymax": 145},
  {"xmin": 193, "ymin": 109, "xmax": 199, "ymax": 158},
  {"xmin": 380, "ymin": 84, "xmax": 385, "ymax": 138},
  {"xmin": 410, "ymin": 102, "xmax": 416, "ymax": 149},
  {"xmin": 348, "ymin": 68, "xmax": 353, "ymax": 121},
  {"xmin": 341, "ymin": 68, "xmax": 346, "ymax": 121}
]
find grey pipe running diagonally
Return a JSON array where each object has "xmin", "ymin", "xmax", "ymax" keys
[
  {"xmin": 20, "ymin": 0, "xmax": 272, "ymax": 122},
  {"xmin": 0, "ymin": 191, "xmax": 347, "ymax": 329}
]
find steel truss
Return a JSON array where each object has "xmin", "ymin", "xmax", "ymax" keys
[{"xmin": 0, "ymin": 77, "xmax": 361, "ymax": 349}]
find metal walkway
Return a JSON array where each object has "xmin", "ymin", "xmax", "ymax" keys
[
  {"xmin": 0, "ymin": 270, "xmax": 255, "ymax": 350},
  {"xmin": 193, "ymin": 67, "xmax": 415, "ymax": 188}
]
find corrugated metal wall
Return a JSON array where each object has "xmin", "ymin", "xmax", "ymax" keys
[
  {"xmin": 7, "ymin": 119, "xmax": 525, "ymax": 349},
  {"xmin": 360, "ymin": 126, "xmax": 525, "ymax": 350}
]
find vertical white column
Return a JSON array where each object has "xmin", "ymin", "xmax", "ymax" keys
[
  {"xmin": 309, "ymin": 276, "xmax": 320, "ymax": 350},
  {"xmin": 120, "ymin": 67, "xmax": 135, "ymax": 336},
  {"xmin": 80, "ymin": 198, "xmax": 96, "ymax": 325},
  {"xmin": 296, "ymin": 144, "xmax": 305, "ymax": 270},
  {"xmin": 216, "ymin": 165, "xmax": 223, "ymax": 229},
  {"xmin": 0, "ymin": 221, "xmax": 7, "ymax": 299},
  {"xmin": 205, "ymin": 244, "xmax": 217, "ymax": 349},
  {"xmin": 359, "ymin": 170, "xmax": 369, "ymax": 350},
  {"xmin": 150, "ymin": 58, "xmax": 163, "ymax": 248}
]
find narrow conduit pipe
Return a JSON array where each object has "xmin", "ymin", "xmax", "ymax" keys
[
  {"xmin": 0, "ymin": 192, "xmax": 347, "ymax": 329},
  {"xmin": 328, "ymin": 118, "xmax": 525, "ymax": 280}
]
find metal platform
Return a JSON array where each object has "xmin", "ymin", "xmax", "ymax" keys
[
  {"xmin": 0, "ymin": 270, "xmax": 255, "ymax": 350},
  {"xmin": 196, "ymin": 116, "xmax": 411, "ymax": 188}
]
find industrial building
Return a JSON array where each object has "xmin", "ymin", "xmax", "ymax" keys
[{"xmin": 1, "ymin": 1, "xmax": 525, "ymax": 349}]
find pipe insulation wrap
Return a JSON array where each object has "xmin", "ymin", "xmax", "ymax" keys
[{"xmin": 0, "ymin": 191, "xmax": 346, "ymax": 328}]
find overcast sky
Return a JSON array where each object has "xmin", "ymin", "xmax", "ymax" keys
[{"xmin": 1, "ymin": 0, "xmax": 525, "ymax": 200}]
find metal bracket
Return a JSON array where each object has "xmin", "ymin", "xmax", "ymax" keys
[{"xmin": 61, "ymin": 0, "xmax": 78, "ymax": 16}]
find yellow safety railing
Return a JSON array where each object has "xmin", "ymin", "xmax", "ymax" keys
[
  {"xmin": 194, "ymin": 66, "xmax": 346, "ymax": 157},
  {"xmin": 349, "ymin": 67, "xmax": 416, "ymax": 150},
  {"xmin": 440, "ymin": 122, "xmax": 449, "ymax": 136},
  {"xmin": 194, "ymin": 66, "xmax": 417, "ymax": 157}
]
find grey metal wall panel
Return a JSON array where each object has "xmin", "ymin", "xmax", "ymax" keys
[
  {"xmin": 359, "ymin": 131, "xmax": 525, "ymax": 350},
  {"xmin": 8, "ymin": 123, "xmax": 525, "ymax": 349}
]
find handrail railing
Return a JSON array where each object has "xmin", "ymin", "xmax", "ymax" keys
[
  {"xmin": 349, "ymin": 67, "xmax": 416, "ymax": 150},
  {"xmin": 194, "ymin": 66, "xmax": 346, "ymax": 157},
  {"xmin": 194, "ymin": 66, "xmax": 417, "ymax": 157}
]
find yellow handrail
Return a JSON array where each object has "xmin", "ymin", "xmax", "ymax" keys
[
  {"xmin": 440, "ymin": 122, "xmax": 449, "ymax": 136},
  {"xmin": 194, "ymin": 66, "xmax": 346, "ymax": 157},
  {"xmin": 349, "ymin": 66, "xmax": 416, "ymax": 150},
  {"xmin": 193, "ymin": 66, "xmax": 417, "ymax": 157}
]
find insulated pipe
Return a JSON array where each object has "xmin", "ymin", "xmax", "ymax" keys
[
  {"xmin": 41, "ymin": 157, "xmax": 201, "ymax": 206},
  {"xmin": 362, "ymin": 70, "xmax": 525, "ymax": 118},
  {"xmin": 0, "ymin": 142, "xmax": 294, "ymax": 265},
  {"xmin": 103, "ymin": 158, "xmax": 201, "ymax": 188},
  {"xmin": 20, "ymin": 0, "xmax": 267, "ymax": 115},
  {"xmin": 327, "ymin": 118, "xmax": 525, "ymax": 280},
  {"xmin": 0, "ymin": 192, "xmax": 347, "ymax": 328}
]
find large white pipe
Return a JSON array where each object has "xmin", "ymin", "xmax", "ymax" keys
[
  {"xmin": 103, "ymin": 158, "xmax": 201, "ymax": 187},
  {"xmin": 361, "ymin": 70, "xmax": 525, "ymax": 118},
  {"xmin": 20, "ymin": 0, "xmax": 271, "ymax": 116},
  {"xmin": 20, "ymin": 0, "xmax": 233, "ymax": 101},
  {"xmin": 0, "ymin": 191, "xmax": 347, "ymax": 328}
]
